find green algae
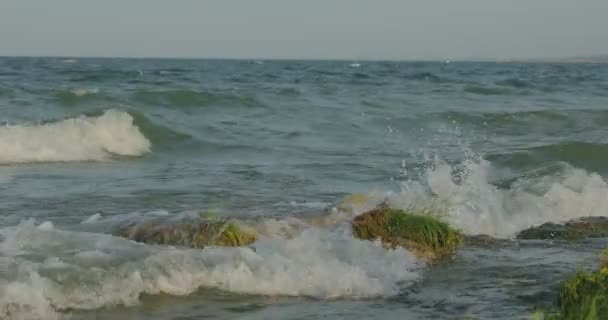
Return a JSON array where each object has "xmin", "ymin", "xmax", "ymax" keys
[
  {"xmin": 540, "ymin": 248, "xmax": 608, "ymax": 320},
  {"xmin": 120, "ymin": 219, "xmax": 257, "ymax": 248},
  {"xmin": 352, "ymin": 204, "xmax": 463, "ymax": 261},
  {"xmin": 556, "ymin": 268, "xmax": 608, "ymax": 320}
]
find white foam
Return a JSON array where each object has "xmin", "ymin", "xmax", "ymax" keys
[
  {"xmin": 378, "ymin": 155, "xmax": 608, "ymax": 238},
  {"xmin": 0, "ymin": 220, "xmax": 420, "ymax": 319},
  {"xmin": 37, "ymin": 221, "xmax": 54, "ymax": 231},
  {"xmin": 70, "ymin": 88, "xmax": 98, "ymax": 97},
  {"xmin": 0, "ymin": 110, "xmax": 150, "ymax": 164},
  {"xmin": 81, "ymin": 213, "xmax": 102, "ymax": 224}
]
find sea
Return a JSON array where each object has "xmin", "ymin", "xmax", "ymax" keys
[{"xmin": 0, "ymin": 57, "xmax": 607, "ymax": 319}]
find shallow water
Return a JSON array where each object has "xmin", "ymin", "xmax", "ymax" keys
[{"xmin": 1, "ymin": 58, "xmax": 608, "ymax": 319}]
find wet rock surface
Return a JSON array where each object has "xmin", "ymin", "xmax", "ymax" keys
[
  {"xmin": 516, "ymin": 217, "xmax": 608, "ymax": 240},
  {"xmin": 116, "ymin": 218, "xmax": 257, "ymax": 248}
]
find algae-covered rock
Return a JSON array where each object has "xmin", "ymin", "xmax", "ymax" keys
[
  {"xmin": 545, "ymin": 248, "xmax": 608, "ymax": 320},
  {"xmin": 555, "ymin": 267, "xmax": 608, "ymax": 319},
  {"xmin": 351, "ymin": 204, "xmax": 463, "ymax": 261},
  {"xmin": 516, "ymin": 217, "xmax": 608, "ymax": 240},
  {"xmin": 118, "ymin": 219, "xmax": 257, "ymax": 248}
]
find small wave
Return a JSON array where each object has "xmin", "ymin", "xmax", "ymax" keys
[
  {"xmin": 156, "ymin": 68, "xmax": 187, "ymax": 75},
  {"xmin": 488, "ymin": 142, "xmax": 608, "ymax": 173},
  {"xmin": 53, "ymin": 88, "xmax": 100, "ymax": 106},
  {"xmin": 63, "ymin": 68, "xmax": 140, "ymax": 82},
  {"xmin": 403, "ymin": 72, "xmax": 442, "ymax": 82},
  {"xmin": 127, "ymin": 111, "xmax": 193, "ymax": 147},
  {"xmin": 437, "ymin": 109, "xmax": 576, "ymax": 130},
  {"xmin": 275, "ymin": 87, "xmax": 301, "ymax": 96},
  {"xmin": 68, "ymin": 88, "xmax": 98, "ymax": 97},
  {"xmin": 132, "ymin": 89, "xmax": 262, "ymax": 108},
  {"xmin": 0, "ymin": 110, "xmax": 150, "ymax": 164},
  {"xmin": 463, "ymin": 85, "xmax": 513, "ymax": 96},
  {"xmin": 495, "ymin": 77, "xmax": 529, "ymax": 88},
  {"xmin": 0, "ymin": 220, "xmax": 420, "ymax": 319}
]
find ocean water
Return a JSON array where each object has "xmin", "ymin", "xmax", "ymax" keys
[{"xmin": 0, "ymin": 57, "xmax": 607, "ymax": 319}]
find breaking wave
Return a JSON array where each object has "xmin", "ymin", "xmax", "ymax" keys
[
  {"xmin": 0, "ymin": 220, "xmax": 420, "ymax": 319},
  {"xmin": 377, "ymin": 155, "xmax": 608, "ymax": 238},
  {"xmin": 0, "ymin": 110, "xmax": 150, "ymax": 164}
]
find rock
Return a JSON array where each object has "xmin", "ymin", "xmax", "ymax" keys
[
  {"xmin": 117, "ymin": 218, "xmax": 257, "ymax": 248},
  {"xmin": 542, "ymin": 247, "xmax": 608, "ymax": 319},
  {"xmin": 516, "ymin": 217, "xmax": 608, "ymax": 240},
  {"xmin": 464, "ymin": 234, "xmax": 509, "ymax": 247},
  {"xmin": 351, "ymin": 204, "xmax": 463, "ymax": 261},
  {"xmin": 557, "ymin": 265, "xmax": 608, "ymax": 318}
]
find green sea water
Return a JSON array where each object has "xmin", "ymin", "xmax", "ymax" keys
[{"xmin": 1, "ymin": 57, "xmax": 608, "ymax": 319}]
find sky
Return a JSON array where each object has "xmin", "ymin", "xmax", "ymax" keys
[{"xmin": 1, "ymin": 0, "xmax": 607, "ymax": 60}]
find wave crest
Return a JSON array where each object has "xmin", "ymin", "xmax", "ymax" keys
[{"xmin": 0, "ymin": 110, "xmax": 150, "ymax": 164}]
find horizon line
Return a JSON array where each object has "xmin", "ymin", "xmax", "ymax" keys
[{"xmin": 0, "ymin": 53, "xmax": 606, "ymax": 63}]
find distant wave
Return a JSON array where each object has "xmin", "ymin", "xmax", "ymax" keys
[
  {"xmin": 403, "ymin": 72, "xmax": 442, "ymax": 82},
  {"xmin": 495, "ymin": 77, "xmax": 530, "ymax": 88},
  {"xmin": 463, "ymin": 85, "xmax": 514, "ymax": 96},
  {"xmin": 61, "ymin": 68, "xmax": 141, "ymax": 82},
  {"xmin": 433, "ymin": 109, "xmax": 583, "ymax": 130},
  {"xmin": 0, "ymin": 110, "xmax": 150, "ymax": 164},
  {"xmin": 131, "ymin": 89, "xmax": 263, "ymax": 108},
  {"xmin": 53, "ymin": 88, "xmax": 100, "ymax": 106}
]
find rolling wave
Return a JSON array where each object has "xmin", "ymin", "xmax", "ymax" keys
[
  {"xmin": 0, "ymin": 220, "xmax": 420, "ymax": 319},
  {"xmin": 127, "ymin": 111, "xmax": 193, "ymax": 147},
  {"xmin": 0, "ymin": 110, "xmax": 150, "ymax": 164}
]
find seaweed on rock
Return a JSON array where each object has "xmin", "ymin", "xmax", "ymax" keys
[
  {"xmin": 118, "ymin": 219, "xmax": 257, "ymax": 248},
  {"xmin": 351, "ymin": 204, "xmax": 463, "ymax": 261}
]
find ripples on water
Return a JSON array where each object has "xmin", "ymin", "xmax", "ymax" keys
[{"xmin": 0, "ymin": 58, "xmax": 607, "ymax": 319}]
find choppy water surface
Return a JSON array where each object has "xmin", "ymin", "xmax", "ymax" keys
[{"xmin": 1, "ymin": 58, "xmax": 608, "ymax": 319}]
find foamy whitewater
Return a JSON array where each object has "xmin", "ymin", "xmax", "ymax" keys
[
  {"xmin": 0, "ymin": 220, "xmax": 420, "ymax": 319},
  {"xmin": 384, "ymin": 157, "xmax": 608, "ymax": 237},
  {"xmin": 0, "ymin": 110, "xmax": 150, "ymax": 164},
  {"xmin": 1, "ymin": 57, "xmax": 607, "ymax": 319}
]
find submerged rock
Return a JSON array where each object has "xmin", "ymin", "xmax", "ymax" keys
[
  {"xmin": 117, "ymin": 218, "xmax": 257, "ymax": 248},
  {"xmin": 516, "ymin": 217, "xmax": 608, "ymax": 240},
  {"xmin": 351, "ymin": 204, "xmax": 463, "ymax": 261},
  {"xmin": 463, "ymin": 234, "xmax": 510, "ymax": 247}
]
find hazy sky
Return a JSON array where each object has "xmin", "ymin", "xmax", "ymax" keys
[{"xmin": 1, "ymin": 0, "xmax": 607, "ymax": 60}]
